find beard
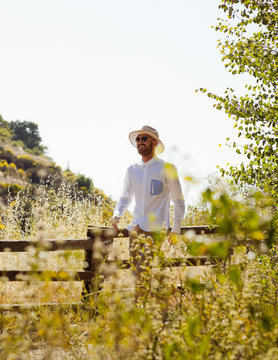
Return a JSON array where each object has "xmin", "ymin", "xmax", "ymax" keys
[{"xmin": 137, "ymin": 142, "xmax": 154, "ymax": 157}]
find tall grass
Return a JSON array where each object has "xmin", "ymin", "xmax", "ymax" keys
[{"xmin": 0, "ymin": 180, "xmax": 277, "ymax": 359}]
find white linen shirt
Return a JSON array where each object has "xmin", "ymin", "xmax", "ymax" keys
[{"xmin": 113, "ymin": 156, "xmax": 185, "ymax": 233}]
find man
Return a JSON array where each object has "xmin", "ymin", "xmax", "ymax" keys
[{"xmin": 111, "ymin": 125, "xmax": 185, "ymax": 258}]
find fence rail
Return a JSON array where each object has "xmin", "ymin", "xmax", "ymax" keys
[{"xmin": 0, "ymin": 225, "xmax": 228, "ymax": 303}]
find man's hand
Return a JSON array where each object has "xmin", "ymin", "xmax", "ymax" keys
[
  {"xmin": 111, "ymin": 216, "xmax": 120, "ymax": 231},
  {"xmin": 168, "ymin": 232, "xmax": 180, "ymax": 245}
]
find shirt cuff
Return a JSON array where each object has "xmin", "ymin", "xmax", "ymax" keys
[
  {"xmin": 113, "ymin": 210, "xmax": 121, "ymax": 218},
  {"xmin": 171, "ymin": 223, "xmax": 181, "ymax": 234}
]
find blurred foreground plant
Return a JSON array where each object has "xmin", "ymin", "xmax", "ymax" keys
[{"xmin": 0, "ymin": 181, "xmax": 277, "ymax": 359}]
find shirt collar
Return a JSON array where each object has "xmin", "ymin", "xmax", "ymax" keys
[{"xmin": 139, "ymin": 156, "xmax": 159, "ymax": 167}]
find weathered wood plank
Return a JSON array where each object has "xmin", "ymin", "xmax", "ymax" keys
[
  {"xmin": 0, "ymin": 270, "xmax": 96, "ymax": 281},
  {"xmin": 0, "ymin": 226, "xmax": 217, "ymax": 253},
  {"xmin": 0, "ymin": 303, "xmax": 83, "ymax": 310},
  {"xmin": 0, "ymin": 253, "xmax": 230, "ymax": 281},
  {"xmin": 86, "ymin": 225, "xmax": 218, "ymax": 240},
  {"xmin": 0, "ymin": 239, "xmax": 93, "ymax": 252},
  {"xmin": 180, "ymin": 226, "xmax": 217, "ymax": 235},
  {"xmin": 105, "ymin": 253, "xmax": 233, "ymax": 268}
]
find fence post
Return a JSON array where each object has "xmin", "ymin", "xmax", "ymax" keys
[
  {"xmin": 82, "ymin": 248, "xmax": 94, "ymax": 298},
  {"xmin": 82, "ymin": 227, "xmax": 116, "ymax": 300}
]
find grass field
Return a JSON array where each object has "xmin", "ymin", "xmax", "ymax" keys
[{"xmin": 0, "ymin": 181, "xmax": 277, "ymax": 359}]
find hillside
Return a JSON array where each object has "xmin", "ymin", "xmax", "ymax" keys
[
  {"xmin": 0, "ymin": 141, "xmax": 53, "ymax": 185},
  {"xmin": 0, "ymin": 116, "xmax": 106, "ymax": 203}
]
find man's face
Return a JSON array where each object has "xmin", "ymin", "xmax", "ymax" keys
[{"xmin": 136, "ymin": 134, "xmax": 156, "ymax": 156}]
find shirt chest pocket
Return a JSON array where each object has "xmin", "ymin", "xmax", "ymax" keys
[{"xmin": 150, "ymin": 179, "xmax": 164, "ymax": 195}]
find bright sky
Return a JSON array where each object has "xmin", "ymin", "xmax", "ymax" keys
[{"xmin": 0, "ymin": 0, "xmax": 248, "ymax": 203}]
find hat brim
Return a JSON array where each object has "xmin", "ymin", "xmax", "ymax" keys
[{"xmin": 129, "ymin": 130, "xmax": 165, "ymax": 154}]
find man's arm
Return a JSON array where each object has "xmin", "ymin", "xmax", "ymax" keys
[
  {"xmin": 111, "ymin": 168, "xmax": 133, "ymax": 230},
  {"xmin": 166, "ymin": 164, "xmax": 185, "ymax": 242}
]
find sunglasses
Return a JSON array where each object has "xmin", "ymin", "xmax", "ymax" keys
[{"xmin": 135, "ymin": 136, "xmax": 148, "ymax": 143}]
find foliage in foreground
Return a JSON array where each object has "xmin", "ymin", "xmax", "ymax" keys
[
  {"xmin": 0, "ymin": 181, "xmax": 277, "ymax": 359},
  {"xmin": 1, "ymin": 252, "xmax": 278, "ymax": 360}
]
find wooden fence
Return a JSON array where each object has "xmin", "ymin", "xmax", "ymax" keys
[{"xmin": 0, "ymin": 225, "xmax": 232, "ymax": 304}]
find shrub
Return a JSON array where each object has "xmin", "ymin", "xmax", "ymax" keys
[
  {"xmin": 48, "ymin": 164, "xmax": 62, "ymax": 174},
  {"xmin": 0, "ymin": 183, "xmax": 24, "ymax": 199},
  {"xmin": 0, "ymin": 147, "xmax": 17, "ymax": 164},
  {"xmin": 76, "ymin": 174, "xmax": 93, "ymax": 193},
  {"xmin": 10, "ymin": 120, "xmax": 44, "ymax": 152},
  {"xmin": 63, "ymin": 170, "xmax": 75, "ymax": 182},
  {"xmin": 0, "ymin": 127, "xmax": 13, "ymax": 141},
  {"xmin": 26, "ymin": 167, "xmax": 48, "ymax": 184},
  {"xmin": 0, "ymin": 159, "xmax": 9, "ymax": 173},
  {"xmin": 17, "ymin": 168, "xmax": 26, "ymax": 180},
  {"xmin": 0, "ymin": 115, "xmax": 13, "ymax": 141},
  {"xmin": 16, "ymin": 155, "xmax": 36, "ymax": 170},
  {"xmin": 8, "ymin": 162, "xmax": 17, "ymax": 174},
  {"xmin": 8, "ymin": 184, "xmax": 24, "ymax": 197}
]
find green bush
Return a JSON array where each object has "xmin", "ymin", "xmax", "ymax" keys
[
  {"xmin": 0, "ymin": 182, "xmax": 24, "ymax": 198},
  {"xmin": 0, "ymin": 159, "xmax": 9, "ymax": 173},
  {"xmin": 8, "ymin": 162, "xmax": 17, "ymax": 174},
  {"xmin": 10, "ymin": 120, "xmax": 44, "ymax": 152},
  {"xmin": 0, "ymin": 115, "xmax": 13, "ymax": 141},
  {"xmin": 16, "ymin": 155, "xmax": 36, "ymax": 170},
  {"xmin": 0, "ymin": 147, "xmax": 17, "ymax": 164},
  {"xmin": 76, "ymin": 174, "xmax": 93, "ymax": 192}
]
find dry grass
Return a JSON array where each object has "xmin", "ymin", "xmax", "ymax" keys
[{"xmin": 0, "ymin": 181, "xmax": 277, "ymax": 360}]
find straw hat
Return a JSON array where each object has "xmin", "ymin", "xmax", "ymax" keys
[{"xmin": 129, "ymin": 125, "xmax": 165, "ymax": 154}]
